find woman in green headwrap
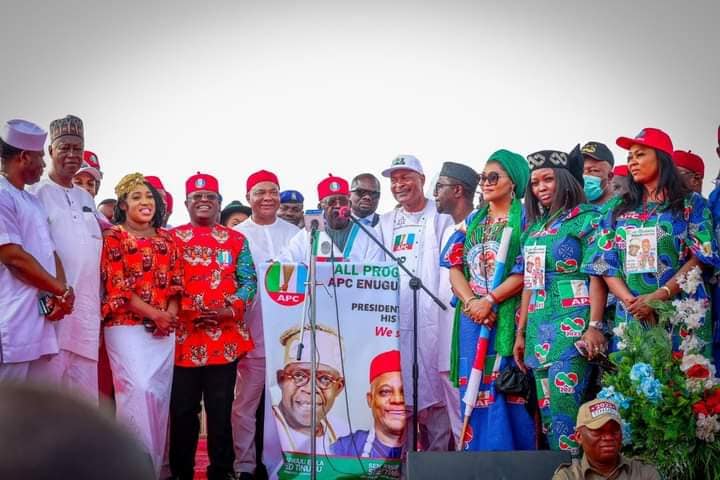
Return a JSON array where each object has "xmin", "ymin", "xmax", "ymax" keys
[{"xmin": 440, "ymin": 149, "xmax": 536, "ymax": 450}]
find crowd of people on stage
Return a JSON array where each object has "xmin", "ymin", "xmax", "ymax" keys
[{"xmin": 2, "ymin": 113, "xmax": 719, "ymax": 480}]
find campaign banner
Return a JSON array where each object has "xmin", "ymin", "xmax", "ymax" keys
[{"xmin": 260, "ymin": 262, "xmax": 405, "ymax": 480}]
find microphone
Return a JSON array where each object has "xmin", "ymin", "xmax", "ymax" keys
[
  {"xmin": 304, "ymin": 209, "xmax": 325, "ymax": 232},
  {"xmin": 337, "ymin": 206, "xmax": 353, "ymax": 220}
]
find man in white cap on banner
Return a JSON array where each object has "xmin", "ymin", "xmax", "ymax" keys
[
  {"xmin": 232, "ymin": 169, "xmax": 299, "ymax": 480},
  {"xmin": 0, "ymin": 118, "xmax": 73, "ymax": 381},
  {"xmin": 377, "ymin": 154, "xmax": 455, "ymax": 451},
  {"xmin": 271, "ymin": 324, "xmax": 346, "ymax": 453},
  {"xmin": 27, "ymin": 115, "xmax": 102, "ymax": 401}
]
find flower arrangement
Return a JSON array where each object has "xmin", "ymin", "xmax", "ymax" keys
[{"xmin": 600, "ymin": 267, "xmax": 720, "ymax": 479}]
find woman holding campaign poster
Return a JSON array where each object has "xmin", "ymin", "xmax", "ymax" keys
[
  {"xmin": 583, "ymin": 128, "xmax": 720, "ymax": 355},
  {"xmin": 441, "ymin": 149, "xmax": 535, "ymax": 451},
  {"xmin": 512, "ymin": 146, "xmax": 606, "ymax": 457}
]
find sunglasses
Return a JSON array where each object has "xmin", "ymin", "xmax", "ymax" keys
[
  {"xmin": 433, "ymin": 182, "xmax": 461, "ymax": 194},
  {"xmin": 478, "ymin": 172, "xmax": 508, "ymax": 186},
  {"xmin": 351, "ymin": 189, "xmax": 381, "ymax": 199},
  {"xmin": 188, "ymin": 192, "xmax": 220, "ymax": 203}
]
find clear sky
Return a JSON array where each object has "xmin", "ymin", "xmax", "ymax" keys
[{"xmin": 2, "ymin": 0, "xmax": 719, "ymax": 224}]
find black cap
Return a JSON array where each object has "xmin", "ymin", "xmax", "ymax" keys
[
  {"xmin": 581, "ymin": 141, "xmax": 614, "ymax": 166},
  {"xmin": 527, "ymin": 145, "xmax": 585, "ymax": 187},
  {"xmin": 439, "ymin": 161, "xmax": 479, "ymax": 193}
]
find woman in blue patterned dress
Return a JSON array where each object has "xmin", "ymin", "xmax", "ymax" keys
[{"xmin": 583, "ymin": 128, "xmax": 720, "ymax": 355}]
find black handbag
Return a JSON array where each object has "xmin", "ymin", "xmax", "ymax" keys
[{"xmin": 495, "ymin": 365, "xmax": 532, "ymax": 399}]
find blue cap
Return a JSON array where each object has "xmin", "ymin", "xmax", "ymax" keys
[{"xmin": 280, "ymin": 190, "xmax": 304, "ymax": 204}]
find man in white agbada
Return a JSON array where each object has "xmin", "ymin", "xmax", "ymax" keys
[
  {"xmin": 232, "ymin": 169, "xmax": 299, "ymax": 479},
  {"xmin": 28, "ymin": 115, "xmax": 102, "ymax": 402},
  {"xmin": 279, "ymin": 174, "xmax": 384, "ymax": 264},
  {"xmin": 271, "ymin": 325, "xmax": 347, "ymax": 455},
  {"xmin": 0, "ymin": 119, "xmax": 72, "ymax": 382},
  {"xmin": 377, "ymin": 155, "xmax": 455, "ymax": 450}
]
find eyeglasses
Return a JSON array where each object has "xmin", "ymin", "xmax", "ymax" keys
[
  {"xmin": 433, "ymin": 182, "xmax": 461, "ymax": 194},
  {"xmin": 189, "ymin": 192, "xmax": 220, "ymax": 203},
  {"xmin": 350, "ymin": 189, "xmax": 381, "ymax": 199},
  {"xmin": 280, "ymin": 368, "xmax": 342, "ymax": 390},
  {"xmin": 478, "ymin": 172, "xmax": 508, "ymax": 186}
]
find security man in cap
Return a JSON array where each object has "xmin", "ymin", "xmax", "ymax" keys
[
  {"xmin": 581, "ymin": 141, "xmax": 615, "ymax": 207},
  {"xmin": 278, "ymin": 190, "xmax": 305, "ymax": 228},
  {"xmin": 552, "ymin": 399, "xmax": 659, "ymax": 480}
]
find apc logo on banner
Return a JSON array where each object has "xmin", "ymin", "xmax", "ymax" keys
[{"xmin": 265, "ymin": 262, "xmax": 308, "ymax": 306}]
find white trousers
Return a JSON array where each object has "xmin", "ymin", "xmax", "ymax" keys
[
  {"xmin": 232, "ymin": 355, "xmax": 266, "ymax": 474},
  {"xmin": 104, "ymin": 326, "xmax": 175, "ymax": 478},
  {"xmin": 28, "ymin": 349, "xmax": 98, "ymax": 404},
  {"xmin": 0, "ymin": 361, "xmax": 31, "ymax": 382},
  {"xmin": 406, "ymin": 403, "xmax": 452, "ymax": 452},
  {"xmin": 439, "ymin": 371, "xmax": 462, "ymax": 446}
]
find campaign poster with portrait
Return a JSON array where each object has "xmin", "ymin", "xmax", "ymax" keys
[{"xmin": 260, "ymin": 262, "xmax": 404, "ymax": 480}]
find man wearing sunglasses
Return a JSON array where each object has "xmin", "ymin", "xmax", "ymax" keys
[
  {"xmin": 279, "ymin": 174, "xmax": 384, "ymax": 263},
  {"xmin": 272, "ymin": 325, "xmax": 346, "ymax": 455},
  {"xmin": 434, "ymin": 161, "xmax": 479, "ymax": 444},
  {"xmin": 350, "ymin": 173, "xmax": 382, "ymax": 227},
  {"xmin": 170, "ymin": 172, "xmax": 257, "ymax": 480}
]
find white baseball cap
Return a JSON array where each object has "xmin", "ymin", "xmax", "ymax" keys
[{"xmin": 381, "ymin": 154, "xmax": 424, "ymax": 177}]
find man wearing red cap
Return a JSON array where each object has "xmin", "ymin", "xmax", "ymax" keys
[
  {"xmin": 673, "ymin": 150, "xmax": 705, "ymax": 194},
  {"xmin": 72, "ymin": 150, "xmax": 102, "ymax": 198},
  {"xmin": 377, "ymin": 155, "xmax": 454, "ymax": 451},
  {"xmin": 28, "ymin": 114, "xmax": 102, "ymax": 401},
  {"xmin": 330, "ymin": 350, "xmax": 405, "ymax": 459},
  {"xmin": 278, "ymin": 174, "xmax": 384, "ymax": 263},
  {"xmin": 232, "ymin": 169, "xmax": 299, "ymax": 480},
  {"xmin": 170, "ymin": 172, "xmax": 257, "ymax": 480}
]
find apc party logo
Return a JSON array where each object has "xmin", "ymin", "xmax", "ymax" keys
[{"xmin": 265, "ymin": 262, "xmax": 308, "ymax": 306}]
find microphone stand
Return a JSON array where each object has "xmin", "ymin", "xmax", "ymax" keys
[
  {"xmin": 296, "ymin": 220, "xmax": 320, "ymax": 479},
  {"xmin": 344, "ymin": 212, "xmax": 446, "ymax": 452}
]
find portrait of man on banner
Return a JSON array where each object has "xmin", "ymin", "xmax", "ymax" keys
[
  {"xmin": 272, "ymin": 324, "xmax": 346, "ymax": 453},
  {"xmin": 331, "ymin": 350, "xmax": 406, "ymax": 459}
]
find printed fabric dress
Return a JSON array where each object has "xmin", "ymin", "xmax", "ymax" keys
[
  {"xmin": 512, "ymin": 204, "xmax": 599, "ymax": 456},
  {"xmin": 440, "ymin": 200, "xmax": 536, "ymax": 451},
  {"xmin": 583, "ymin": 193, "xmax": 720, "ymax": 356},
  {"xmin": 101, "ymin": 225, "xmax": 184, "ymax": 325}
]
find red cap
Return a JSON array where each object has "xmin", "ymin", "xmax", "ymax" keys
[
  {"xmin": 317, "ymin": 174, "xmax": 350, "ymax": 201},
  {"xmin": 673, "ymin": 150, "xmax": 705, "ymax": 177},
  {"xmin": 145, "ymin": 175, "xmax": 165, "ymax": 191},
  {"xmin": 616, "ymin": 128, "xmax": 674, "ymax": 157},
  {"xmin": 612, "ymin": 165, "xmax": 629, "ymax": 177},
  {"xmin": 165, "ymin": 191, "xmax": 174, "ymax": 214},
  {"xmin": 76, "ymin": 150, "xmax": 102, "ymax": 181},
  {"xmin": 186, "ymin": 172, "xmax": 219, "ymax": 196},
  {"xmin": 82, "ymin": 150, "xmax": 100, "ymax": 170},
  {"xmin": 369, "ymin": 350, "xmax": 401, "ymax": 383},
  {"xmin": 246, "ymin": 169, "xmax": 279, "ymax": 193}
]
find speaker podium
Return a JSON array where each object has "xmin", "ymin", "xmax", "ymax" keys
[{"xmin": 406, "ymin": 450, "xmax": 572, "ymax": 480}]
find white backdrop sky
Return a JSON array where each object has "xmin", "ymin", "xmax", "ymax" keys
[{"xmin": 2, "ymin": 0, "xmax": 719, "ymax": 224}]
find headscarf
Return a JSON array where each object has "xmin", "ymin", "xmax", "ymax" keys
[
  {"xmin": 486, "ymin": 149, "xmax": 530, "ymax": 198},
  {"xmin": 114, "ymin": 173, "xmax": 146, "ymax": 198}
]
